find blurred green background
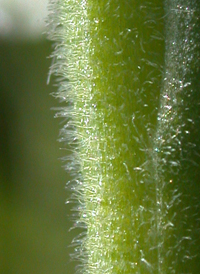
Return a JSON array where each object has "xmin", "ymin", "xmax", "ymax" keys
[{"xmin": 0, "ymin": 2, "xmax": 77, "ymax": 272}]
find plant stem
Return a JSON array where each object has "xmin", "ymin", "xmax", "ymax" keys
[{"xmin": 47, "ymin": 0, "xmax": 200, "ymax": 273}]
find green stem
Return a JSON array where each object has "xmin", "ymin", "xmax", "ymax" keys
[
  {"xmin": 154, "ymin": 1, "xmax": 200, "ymax": 272},
  {"xmin": 47, "ymin": 0, "xmax": 200, "ymax": 273}
]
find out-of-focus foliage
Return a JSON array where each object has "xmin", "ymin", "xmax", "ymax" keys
[{"xmin": 0, "ymin": 40, "xmax": 77, "ymax": 274}]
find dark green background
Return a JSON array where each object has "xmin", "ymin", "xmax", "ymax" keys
[{"xmin": 0, "ymin": 39, "xmax": 77, "ymax": 274}]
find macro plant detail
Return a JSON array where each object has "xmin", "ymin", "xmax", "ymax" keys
[{"xmin": 47, "ymin": 0, "xmax": 200, "ymax": 273}]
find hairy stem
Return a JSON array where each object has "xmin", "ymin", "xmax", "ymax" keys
[{"xmin": 47, "ymin": 0, "xmax": 200, "ymax": 273}]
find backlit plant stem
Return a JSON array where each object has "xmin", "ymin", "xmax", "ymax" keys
[{"xmin": 47, "ymin": 0, "xmax": 200, "ymax": 273}]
